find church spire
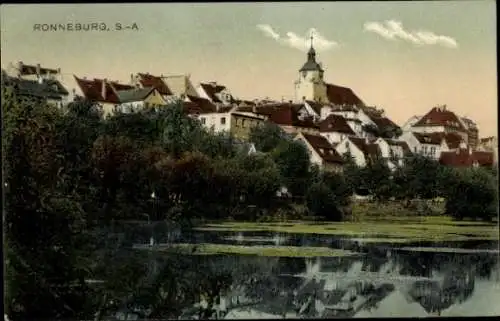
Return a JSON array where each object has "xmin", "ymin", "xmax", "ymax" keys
[{"xmin": 300, "ymin": 32, "xmax": 323, "ymax": 72}]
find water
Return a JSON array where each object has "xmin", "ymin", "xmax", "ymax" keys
[{"xmin": 127, "ymin": 228, "xmax": 499, "ymax": 318}]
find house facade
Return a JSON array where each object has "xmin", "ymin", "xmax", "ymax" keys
[
  {"xmin": 399, "ymin": 131, "xmax": 465, "ymax": 160},
  {"xmin": 439, "ymin": 148, "xmax": 495, "ymax": 168},
  {"xmin": 114, "ymin": 87, "xmax": 167, "ymax": 113},
  {"xmin": 373, "ymin": 138, "xmax": 411, "ymax": 170},
  {"xmin": 335, "ymin": 136, "xmax": 380, "ymax": 168},
  {"xmin": 295, "ymin": 132, "xmax": 344, "ymax": 172}
]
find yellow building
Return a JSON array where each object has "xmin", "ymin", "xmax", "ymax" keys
[{"xmin": 229, "ymin": 112, "xmax": 266, "ymax": 141}]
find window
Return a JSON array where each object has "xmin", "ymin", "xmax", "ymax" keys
[
  {"xmin": 221, "ymin": 117, "xmax": 226, "ymax": 125},
  {"xmin": 200, "ymin": 117, "xmax": 206, "ymax": 124},
  {"xmin": 242, "ymin": 119, "xmax": 246, "ymax": 128},
  {"xmin": 430, "ymin": 147, "xmax": 436, "ymax": 155}
]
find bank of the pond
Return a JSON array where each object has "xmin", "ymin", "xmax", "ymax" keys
[{"xmin": 192, "ymin": 214, "xmax": 498, "ymax": 242}]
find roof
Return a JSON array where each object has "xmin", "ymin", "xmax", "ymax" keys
[
  {"xmin": 412, "ymin": 132, "xmax": 445, "ymax": 145},
  {"xmin": 18, "ymin": 63, "xmax": 59, "ymax": 76},
  {"xmin": 326, "ymin": 83, "xmax": 365, "ymax": 106},
  {"xmin": 348, "ymin": 136, "xmax": 381, "ymax": 159},
  {"xmin": 479, "ymin": 136, "xmax": 496, "ymax": 144},
  {"xmin": 301, "ymin": 133, "xmax": 344, "ymax": 164},
  {"xmin": 264, "ymin": 103, "xmax": 318, "ymax": 128},
  {"xmin": 137, "ymin": 73, "xmax": 172, "ymax": 95},
  {"xmin": 319, "ymin": 114, "xmax": 355, "ymax": 135},
  {"xmin": 115, "ymin": 87, "xmax": 155, "ymax": 103},
  {"xmin": 412, "ymin": 132, "xmax": 465, "ymax": 148},
  {"xmin": 413, "ymin": 106, "xmax": 466, "ymax": 131},
  {"xmin": 369, "ymin": 115, "xmax": 399, "ymax": 130},
  {"xmin": 184, "ymin": 95, "xmax": 217, "ymax": 113},
  {"xmin": 299, "ymin": 47, "xmax": 323, "ymax": 72},
  {"xmin": 199, "ymin": 82, "xmax": 229, "ymax": 103},
  {"xmin": 439, "ymin": 149, "xmax": 494, "ymax": 167},
  {"xmin": 74, "ymin": 76, "xmax": 134, "ymax": 104},
  {"xmin": 384, "ymin": 139, "xmax": 412, "ymax": 154},
  {"xmin": 4, "ymin": 75, "xmax": 69, "ymax": 99},
  {"xmin": 305, "ymin": 100, "xmax": 323, "ymax": 115}
]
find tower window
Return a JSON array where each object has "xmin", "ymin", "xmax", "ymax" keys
[{"xmin": 302, "ymin": 71, "xmax": 307, "ymax": 78}]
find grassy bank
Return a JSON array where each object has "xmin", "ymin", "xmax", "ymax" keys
[{"xmin": 192, "ymin": 201, "xmax": 498, "ymax": 242}]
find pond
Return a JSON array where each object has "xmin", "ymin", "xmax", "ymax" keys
[{"xmin": 126, "ymin": 222, "xmax": 500, "ymax": 319}]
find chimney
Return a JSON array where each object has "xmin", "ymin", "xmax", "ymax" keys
[
  {"xmin": 36, "ymin": 63, "xmax": 41, "ymax": 76},
  {"xmin": 57, "ymin": 68, "xmax": 61, "ymax": 74},
  {"xmin": 101, "ymin": 78, "xmax": 107, "ymax": 100},
  {"xmin": 252, "ymin": 105, "xmax": 257, "ymax": 114},
  {"xmin": 130, "ymin": 73, "xmax": 134, "ymax": 84}
]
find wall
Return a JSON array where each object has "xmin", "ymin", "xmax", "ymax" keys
[
  {"xmin": 294, "ymin": 71, "xmax": 328, "ymax": 103},
  {"xmin": 199, "ymin": 112, "xmax": 231, "ymax": 134},
  {"xmin": 230, "ymin": 114, "xmax": 265, "ymax": 140},
  {"xmin": 319, "ymin": 132, "xmax": 347, "ymax": 145},
  {"xmin": 336, "ymin": 138, "xmax": 366, "ymax": 167},
  {"xmin": 144, "ymin": 90, "xmax": 167, "ymax": 107}
]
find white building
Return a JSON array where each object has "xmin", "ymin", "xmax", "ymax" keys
[{"xmin": 335, "ymin": 136, "xmax": 380, "ymax": 168}]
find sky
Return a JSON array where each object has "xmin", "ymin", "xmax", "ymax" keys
[{"xmin": 1, "ymin": 1, "xmax": 497, "ymax": 136}]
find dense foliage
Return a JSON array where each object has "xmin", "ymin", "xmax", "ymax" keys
[{"xmin": 3, "ymin": 90, "xmax": 497, "ymax": 319}]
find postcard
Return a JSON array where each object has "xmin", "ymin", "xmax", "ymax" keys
[{"xmin": 1, "ymin": 2, "xmax": 498, "ymax": 320}]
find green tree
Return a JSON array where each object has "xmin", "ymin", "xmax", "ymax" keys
[
  {"xmin": 249, "ymin": 122, "xmax": 290, "ymax": 153},
  {"xmin": 305, "ymin": 182, "xmax": 343, "ymax": 221},
  {"xmin": 361, "ymin": 156, "xmax": 394, "ymax": 201},
  {"xmin": 443, "ymin": 167, "xmax": 498, "ymax": 221},
  {"xmin": 3, "ymin": 89, "xmax": 90, "ymax": 319},
  {"xmin": 271, "ymin": 140, "xmax": 311, "ymax": 197}
]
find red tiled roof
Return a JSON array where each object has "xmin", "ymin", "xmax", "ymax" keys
[
  {"xmin": 413, "ymin": 107, "xmax": 466, "ymax": 131},
  {"xmin": 348, "ymin": 136, "xmax": 381, "ymax": 159},
  {"xmin": 266, "ymin": 104, "xmax": 318, "ymax": 128},
  {"xmin": 137, "ymin": 73, "xmax": 172, "ymax": 95},
  {"xmin": 301, "ymin": 133, "xmax": 344, "ymax": 164},
  {"xmin": 185, "ymin": 95, "xmax": 217, "ymax": 113},
  {"xmin": 200, "ymin": 82, "xmax": 227, "ymax": 103},
  {"xmin": 326, "ymin": 83, "xmax": 365, "ymax": 106},
  {"xmin": 74, "ymin": 76, "xmax": 134, "ymax": 104},
  {"xmin": 319, "ymin": 115, "xmax": 355, "ymax": 135},
  {"xmin": 439, "ymin": 149, "xmax": 494, "ymax": 167}
]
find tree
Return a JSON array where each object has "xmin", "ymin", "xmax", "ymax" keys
[
  {"xmin": 443, "ymin": 167, "xmax": 498, "ymax": 221},
  {"xmin": 249, "ymin": 122, "xmax": 289, "ymax": 153},
  {"xmin": 361, "ymin": 156, "xmax": 394, "ymax": 201},
  {"xmin": 341, "ymin": 151, "xmax": 363, "ymax": 195},
  {"xmin": 271, "ymin": 140, "xmax": 311, "ymax": 197},
  {"xmin": 3, "ymin": 89, "xmax": 90, "ymax": 319},
  {"xmin": 305, "ymin": 182, "xmax": 343, "ymax": 221}
]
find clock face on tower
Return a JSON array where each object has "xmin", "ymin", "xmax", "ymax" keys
[{"xmin": 302, "ymin": 71, "xmax": 307, "ymax": 78}]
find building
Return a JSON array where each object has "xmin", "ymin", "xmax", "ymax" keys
[
  {"xmin": 409, "ymin": 105, "xmax": 469, "ymax": 144},
  {"xmin": 373, "ymin": 137, "xmax": 411, "ymax": 170},
  {"xmin": 439, "ymin": 148, "xmax": 495, "ymax": 168},
  {"xmin": 335, "ymin": 136, "xmax": 380, "ymax": 168},
  {"xmin": 477, "ymin": 136, "xmax": 498, "ymax": 165},
  {"xmin": 293, "ymin": 37, "xmax": 364, "ymax": 108},
  {"xmin": 197, "ymin": 81, "xmax": 234, "ymax": 105},
  {"xmin": 74, "ymin": 76, "xmax": 135, "ymax": 116},
  {"xmin": 195, "ymin": 103, "xmax": 266, "ymax": 141},
  {"xmin": 295, "ymin": 132, "xmax": 344, "ymax": 172},
  {"xmin": 258, "ymin": 102, "xmax": 320, "ymax": 135},
  {"xmin": 459, "ymin": 117, "xmax": 479, "ymax": 150},
  {"xmin": 318, "ymin": 114, "xmax": 357, "ymax": 145},
  {"xmin": 114, "ymin": 87, "xmax": 167, "ymax": 113},
  {"xmin": 2, "ymin": 62, "xmax": 70, "ymax": 106},
  {"xmin": 132, "ymin": 73, "xmax": 174, "ymax": 100},
  {"xmin": 162, "ymin": 74, "xmax": 199, "ymax": 98},
  {"xmin": 400, "ymin": 131, "xmax": 464, "ymax": 160}
]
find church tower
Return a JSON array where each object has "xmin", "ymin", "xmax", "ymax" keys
[{"xmin": 294, "ymin": 35, "xmax": 328, "ymax": 103}]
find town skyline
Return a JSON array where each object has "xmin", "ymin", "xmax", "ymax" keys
[{"xmin": 1, "ymin": 1, "xmax": 497, "ymax": 136}]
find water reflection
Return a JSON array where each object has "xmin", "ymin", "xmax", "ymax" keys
[
  {"xmin": 177, "ymin": 244, "xmax": 499, "ymax": 319},
  {"xmin": 122, "ymin": 223, "xmax": 499, "ymax": 319}
]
